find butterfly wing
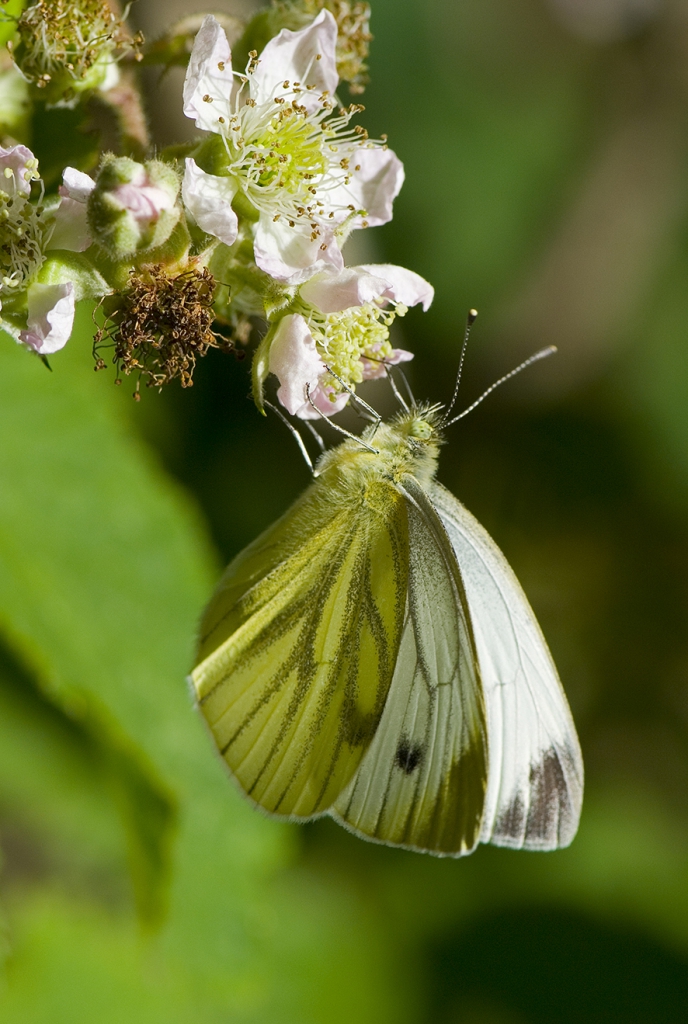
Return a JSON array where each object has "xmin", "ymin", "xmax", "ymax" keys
[
  {"xmin": 333, "ymin": 475, "xmax": 488, "ymax": 856},
  {"xmin": 190, "ymin": 479, "xmax": 409, "ymax": 820},
  {"xmin": 428, "ymin": 482, "xmax": 583, "ymax": 850}
]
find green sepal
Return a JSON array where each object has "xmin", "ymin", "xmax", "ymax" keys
[
  {"xmin": 231, "ymin": 190, "xmax": 260, "ymax": 224},
  {"xmin": 251, "ymin": 322, "xmax": 279, "ymax": 415},
  {"xmin": 0, "ymin": 0, "xmax": 26, "ymax": 47},
  {"xmin": 192, "ymin": 135, "xmax": 232, "ymax": 178},
  {"xmin": 91, "ymin": 219, "xmax": 192, "ymax": 290},
  {"xmin": 36, "ymin": 251, "xmax": 110, "ymax": 302}
]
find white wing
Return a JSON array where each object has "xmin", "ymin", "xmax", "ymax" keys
[
  {"xmin": 429, "ymin": 482, "xmax": 583, "ymax": 850},
  {"xmin": 332, "ymin": 476, "xmax": 488, "ymax": 857}
]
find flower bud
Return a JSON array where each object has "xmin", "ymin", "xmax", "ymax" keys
[{"xmin": 87, "ymin": 157, "xmax": 181, "ymax": 258}]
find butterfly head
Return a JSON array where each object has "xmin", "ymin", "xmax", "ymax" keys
[{"xmin": 356, "ymin": 403, "xmax": 445, "ymax": 487}]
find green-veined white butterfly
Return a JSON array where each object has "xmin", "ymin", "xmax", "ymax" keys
[{"xmin": 190, "ymin": 345, "xmax": 583, "ymax": 856}]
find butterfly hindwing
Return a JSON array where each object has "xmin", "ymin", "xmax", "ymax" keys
[
  {"xmin": 191, "ymin": 479, "xmax": 409, "ymax": 819},
  {"xmin": 429, "ymin": 482, "xmax": 583, "ymax": 850},
  {"xmin": 333, "ymin": 475, "xmax": 488, "ymax": 856}
]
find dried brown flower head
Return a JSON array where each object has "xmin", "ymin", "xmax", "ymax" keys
[
  {"xmin": 93, "ymin": 264, "xmax": 235, "ymax": 399},
  {"xmin": 9, "ymin": 0, "xmax": 142, "ymax": 105}
]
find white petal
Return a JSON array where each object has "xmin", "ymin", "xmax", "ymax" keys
[
  {"xmin": 251, "ymin": 9, "xmax": 338, "ymax": 110},
  {"xmin": 330, "ymin": 147, "xmax": 404, "ymax": 228},
  {"xmin": 48, "ymin": 197, "xmax": 92, "ymax": 252},
  {"xmin": 182, "ymin": 158, "xmax": 238, "ymax": 245},
  {"xmin": 299, "ymin": 266, "xmax": 389, "ymax": 313},
  {"xmin": 269, "ymin": 314, "xmax": 326, "ymax": 416},
  {"xmin": 99, "ymin": 58, "xmax": 121, "ymax": 93},
  {"xmin": 19, "ymin": 282, "xmax": 75, "ymax": 355},
  {"xmin": 295, "ymin": 382, "xmax": 349, "ymax": 420},
  {"xmin": 358, "ymin": 263, "xmax": 434, "ymax": 311},
  {"xmin": 254, "ymin": 215, "xmax": 343, "ymax": 284},
  {"xmin": 183, "ymin": 15, "xmax": 234, "ymax": 132},
  {"xmin": 361, "ymin": 347, "xmax": 414, "ymax": 379},
  {"xmin": 61, "ymin": 167, "xmax": 96, "ymax": 203}
]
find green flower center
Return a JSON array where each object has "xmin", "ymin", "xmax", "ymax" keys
[
  {"xmin": 205, "ymin": 83, "xmax": 374, "ymax": 237},
  {"xmin": 310, "ymin": 301, "xmax": 407, "ymax": 390},
  {"xmin": 252, "ymin": 108, "xmax": 328, "ymax": 192}
]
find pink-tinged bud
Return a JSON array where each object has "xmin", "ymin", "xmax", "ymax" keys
[{"xmin": 88, "ymin": 156, "xmax": 181, "ymax": 257}]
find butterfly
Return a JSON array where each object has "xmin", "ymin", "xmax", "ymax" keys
[{"xmin": 190, "ymin": 355, "xmax": 583, "ymax": 856}]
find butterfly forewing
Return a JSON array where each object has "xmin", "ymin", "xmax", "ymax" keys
[
  {"xmin": 429, "ymin": 482, "xmax": 583, "ymax": 850},
  {"xmin": 333, "ymin": 476, "xmax": 488, "ymax": 856},
  {"xmin": 191, "ymin": 479, "xmax": 409, "ymax": 819}
]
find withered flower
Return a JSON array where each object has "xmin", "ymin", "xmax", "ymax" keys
[{"xmin": 93, "ymin": 264, "xmax": 234, "ymax": 399}]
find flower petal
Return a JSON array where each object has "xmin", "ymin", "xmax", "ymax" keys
[
  {"xmin": 299, "ymin": 266, "xmax": 390, "ymax": 313},
  {"xmin": 19, "ymin": 282, "xmax": 75, "ymax": 355},
  {"xmin": 0, "ymin": 144, "xmax": 38, "ymax": 198},
  {"xmin": 269, "ymin": 314, "xmax": 326, "ymax": 416},
  {"xmin": 251, "ymin": 9, "xmax": 338, "ymax": 110},
  {"xmin": 61, "ymin": 167, "xmax": 96, "ymax": 203},
  {"xmin": 183, "ymin": 15, "xmax": 234, "ymax": 132},
  {"xmin": 48, "ymin": 197, "xmax": 92, "ymax": 252},
  {"xmin": 182, "ymin": 158, "xmax": 238, "ymax": 245},
  {"xmin": 47, "ymin": 167, "xmax": 96, "ymax": 251},
  {"xmin": 361, "ymin": 347, "xmax": 414, "ymax": 379},
  {"xmin": 254, "ymin": 215, "xmax": 343, "ymax": 284},
  {"xmin": 330, "ymin": 147, "xmax": 404, "ymax": 228},
  {"xmin": 358, "ymin": 263, "xmax": 434, "ymax": 311},
  {"xmin": 295, "ymin": 382, "xmax": 349, "ymax": 420}
]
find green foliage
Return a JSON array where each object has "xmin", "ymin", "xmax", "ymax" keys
[{"xmin": 0, "ymin": 310, "xmax": 406, "ymax": 1022}]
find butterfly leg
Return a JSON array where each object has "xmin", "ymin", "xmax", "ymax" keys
[
  {"xmin": 265, "ymin": 400, "xmax": 316, "ymax": 475},
  {"xmin": 304, "ymin": 384, "xmax": 380, "ymax": 454}
]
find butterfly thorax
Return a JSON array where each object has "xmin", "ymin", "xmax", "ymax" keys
[{"xmin": 315, "ymin": 406, "xmax": 444, "ymax": 493}]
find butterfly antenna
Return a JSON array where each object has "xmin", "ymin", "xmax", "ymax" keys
[
  {"xmin": 445, "ymin": 346, "xmax": 557, "ymax": 427},
  {"xmin": 264, "ymin": 400, "xmax": 316, "ymax": 475},
  {"xmin": 384, "ymin": 365, "xmax": 410, "ymax": 412},
  {"xmin": 396, "ymin": 365, "xmax": 416, "ymax": 409},
  {"xmin": 442, "ymin": 308, "xmax": 478, "ymax": 425},
  {"xmin": 305, "ymin": 383, "xmax": 380, "ymax": 455}
]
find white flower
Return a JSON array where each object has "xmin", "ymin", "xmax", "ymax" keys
[
  {"xmin": 49, "ymin": 167, "xmax": 95, "ymax": 252},
  {"xmin": 268, "ymin": 263, "xmax": 433, "ymax": 418},
  {"xmin": 19, "ymin": 281, "xmax": 76, "ymax": 355},
  {"xmin": 181, "ymin": 11, "xmax": 404, "ymax": 283},
  {"xmin": 0, "ymin": 145, "xmax": 44, "ymax": 299}
]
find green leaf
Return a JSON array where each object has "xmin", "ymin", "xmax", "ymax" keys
[{"xmin": 0, "ymin": 309, "xmax": 403, "ymax": 1023}]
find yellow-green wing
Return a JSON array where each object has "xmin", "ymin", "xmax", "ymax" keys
[
  {"xmin": 191, "ymin": 478, "xmax": 409, "ymax": 819},
  {"xmin": 333, "ymin": 475, "xmax": 488, "ymax": 856}
]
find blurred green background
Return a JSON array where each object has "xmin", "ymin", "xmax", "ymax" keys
[{"xmin": 3, "ymin": 0, "xmax": 688, "ymax": 1020}]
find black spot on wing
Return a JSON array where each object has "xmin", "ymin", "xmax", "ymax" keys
[
  {"xmin": 526, "ymin": 747, "xmax": 568, "ymax": 844},
  {"xmin": 494, "ymin": 792, "xmax": 525, "ymax": 843},
  {"xmin": 394, "ymin": 737, "xmax": 424, "ymax": 775}
]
